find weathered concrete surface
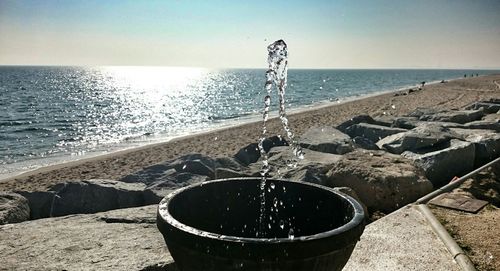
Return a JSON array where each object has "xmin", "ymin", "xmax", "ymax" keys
[
  {"xmin": 344, "ymin": 205, "xmax": 460, "ymax": 271},
  {"xmin": 0, "ymin": 205, "xmax": 176, "ymax": 271}
]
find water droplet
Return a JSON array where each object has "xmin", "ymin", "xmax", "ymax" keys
[
  {"xmin": 279, "ymin": 220, "xmax": 285, "ymax": 229},
  {"xmin": 270, "ymin": 182, "xmax": 275, "ymax": 189},
  {"xmin": 391, "ymin": 105, "xmax": 396, "ymax": 109},
  {"xmin": 288, "ymin": 228, "xmax": 295, "ymax": 239},
  {"xmin": 273, "ymin": 197, "xmax": 278, "ymax": 208}
]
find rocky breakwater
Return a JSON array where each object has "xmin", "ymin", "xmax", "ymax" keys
[{"xmin": 1, "ymin": 98, "xmax": 499, "ymax": 270}]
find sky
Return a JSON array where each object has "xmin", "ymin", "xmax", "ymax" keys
[{"xmin": 1, "ymin": 0, "xmax": 500, "ymax": 69}]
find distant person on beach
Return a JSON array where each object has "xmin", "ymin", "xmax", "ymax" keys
[{"xmin": 464, "ymin": 74, "xmax": 467, "ymax": 78}]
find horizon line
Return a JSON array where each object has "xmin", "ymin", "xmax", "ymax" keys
[{"xmin": 1, "ymin": 64, "xmax": 500, "ymax": 70}]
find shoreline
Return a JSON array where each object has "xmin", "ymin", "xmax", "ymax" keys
[
  {"xmin": 0, "ymin": 75, "xmax": 465, "ymax": 181},
  {"xmin": 0, "ymin": 77, "xmax": 447, "ymax": 182},
  {"xmin": 1, "ymin": 74, "xmax": 499, "ymax": 192}
]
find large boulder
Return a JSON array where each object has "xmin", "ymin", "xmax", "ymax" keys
[
  {"xmin": 120, "ymin": 153, "xmax": 216, "ymax": 184},
  {"xmin": 345, "ymin": 123, "xmax": 407, "ymax": 143},
  {"xmin": 299, "ymin": 126, "xmax": 354, "ymax": 154},
  {"xmin": 352, "ymin": 136, "xmax": 380, "ymax": 150},
  {"xmin": 0, "ymin": 193, "xmax": 30, "ymax": 225},
  {"xmin": 234, "ymin": 135, "xmax": 288, "ymax": 165},
  {"xmin": 144, "ymin": 173, "xmax": 209, "ymax": 203},
  {"xmin": 248, "ymin": 146, "xmax": 342, "ymax": 185},
  {"xmin": 402, "ymin": 139, "xmax": 475, "ymax": 187},
  {"xmin": 49, "ymin": 180, "xmax": 147, "ymax": 217},
  {"xmin": 0, "ymin": 205, "xmax": 176, "ymax": 270},
  {"xmin": 463, "ymin": 120, "xmax": 500, "ymax": 131},
  {"xmin": 419, "ymin": 109, "xmax": 484, "ymax": 124},
  {"xmin": 464, "ymin": 102, "xmax": 500, "ymax": 114},
  {"xmin": 16, "ymin": 190, "xmax": 55, "ymax": 219},
  {"xmin": 325, "ymin": 150, "xmax": 432, "ymax": 212},
  {"xmin": 451, "ymin": 128, "xmax": 500, "ymax": 167},
  {"xmin": 336, "ymin": 115, "xmax": 376, "ymax": 133},
  {"xmin": 376, "ymin": 123, "xmax": 462, "ymax": 154}
]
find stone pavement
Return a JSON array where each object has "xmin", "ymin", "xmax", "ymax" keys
[{"xmin": 344, "ymin": 204, "xmax": 460, "ymax": 271}]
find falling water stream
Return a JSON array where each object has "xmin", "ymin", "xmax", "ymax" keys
[{"xmin": 257, "ymin": 40, "xmax": 304, "ymax": 237}]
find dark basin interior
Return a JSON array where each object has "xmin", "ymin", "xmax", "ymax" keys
[{"xmin": 157, "ymin": 178, "xmax": 365, "ymax": 271}]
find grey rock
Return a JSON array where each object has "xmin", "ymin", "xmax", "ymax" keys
[
  {"xmin": 120, "ymin": 153, "xmax": 215, "ymax": 184},
  {"xmin": 214, "ymin": 156, "xmax": 245, "ymax": 171},
  {"xmin": 420, "ymin": 109, "xmax": 484, "ymax": 124},
  {"xmin": 49, "ymin": 179, "xmax": 147, "ymax": 217},
  {"xmin": 345, "ymin": 123, "xmax": 407, "ymax": 143},
  {"xmin": 249, "ymin": 146, "xmax": 342, "ymax": 185},
  {"xmin": 0, "ymin": 193, "xmax": 30, "ymax": 225},
  {"xmin": 376, "ymin": 123, "xmax": 462, "ymax": 154},
  {"xmin": 463, "ymin": 119, "xmax": 500, "ymax": 131},
  {"xmin": 372, "ymin": 116, "xmax": 396, "ymax": 127},
  {"xmin": 337, "ymin": 115, "xmax": 375, "ymax": 133},
  {"xmin": 451, "ymin": 128, "xmax": 500, "ymax": 167},
  {"xmin": 326, "ymin": 150, "xmax": 432, "ymax": 212},
  {"xmin": 0, "ymin": 205, "xmax": 176, "ymax": 270},
  {"xmin": 144, "ymin": 173, "xmax": 209, "ymax": 204},
  {"xmin": 234, "ymin": 135, "xmax": 288, "ymax": 166},
  {"xmin": 352, "ymin": 136, "xmax": 379, "ymax": 150},
  {"xmin": 215, "ymin": 168, "xmax": 250, "ymax": 179},
  {"xmin": 392, "ymin": 117, "xmax": 421, "ymax": 129},
  {"xmin": 173, "ymin": 159, "xmax": 215, "ymax": 178},
  {"xmin": 16, "ymin": 190, "xmax": 55, "ymax": 219},
  {"xmin": 299, "ymin": 126, "xmax": 354, "ymax": 154},
  {"xmin": 464, "ymin": 102, "xmax": 500, "ymax": 114},
  {"xmin": 402, "ymin": 139, "xmax": 475, "ymax": 187},
  {"xmin": 483, "ymin": 113, "xmax": 500, "ymax": 122},
  {"xmin": 405, "ymin": 108, "xmax": 440, "ymax": 118}
]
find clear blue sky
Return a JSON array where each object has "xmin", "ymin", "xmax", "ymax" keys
[{"xmin": 1, "ymin": 0, "xmax": 499, "ymax": 68}]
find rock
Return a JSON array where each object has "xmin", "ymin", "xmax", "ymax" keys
[
  {"xmin": 451, "ymin": 128, "xmax": 500, "ymax": 167},
  {"xmin": 420, "ymin": 109, "xmax": 484, "ymax": 124},
  {"xmin": 352, "ymin": 136, "xmax": 379, "ymax": 150},
  {"xmin": 345, "ymin": 123, "xmax": 407, "ymax": 143},
  {"xmin": 48, "ymin": 180, "xmax": 147, "ymax": 217},
  {"xmin": 0, "ymin": 205, "xmax": 176, "ymax": 270},
  {"xmin": 372, "ymin": 116, "xmax": 396, "ymax": 127},
  {"xmin": 405, "ymin": 108, "xmax": 440, "ymax": 118},
  {"xmin": 249, "ymin": 146, "xmax": 342, "ymax": 185},
  {"xmin": 0, "ymin": 193, "xmax": 30, "ymax": 225},
  {"xmin": 16, "ymin": 190, "xmax": 55, "ymax": 219},
  {"xmin": 402, "ymin": 139, "xmax": 475, "ymax": 187},
  {"xmin": 336, "ymin": 115, "xmax": 376, "ymax": 133},
  {"xmin": 483, "ymin": 113, "xmax": 500, "ymax": 122},
  {"xmin": 173, "ymin": 159, "xmax": 214, "ymax": 178},
  {"xmin": 214, "ymin": 168, "xmax": 251, "ymax": 179},
  {"xmin": 325, "ymin": 150, "xmax": 432, "ymax": 212},
  {"xmin": 464, "ymin": 102, "xmax": 500, "ymax": 114},
  {"xmin": 214, "ymin": 156, "xmax": 245, "ymax": 171},
  {"xmin": 120, "ymin": 153, "xmax": 215, "ymax": 184},
  {"xmin": 299, "ymin": 126, "xmax": 354, "ymax": 154},
  {"xmin": 376, "ymin": 123, "xmax": 462, "ymax": 154},
  {"xmin": 463, "ymin": 120, "xmax": 500, "ymax": 132},
  {"xmin": 392, "ymin": 117, "xmax": 420, "ymax": 129},
  {"xmin": 234, "ymin": 136, "xmax": 288, "ymax": 165},
  {"xmin": 144, "ymin": 173, "xmax": 209, "ymax": 204}
]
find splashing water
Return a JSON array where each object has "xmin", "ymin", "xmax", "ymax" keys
[{"xmin": 257, "ymin": 39, "xmax": 304, "ymax": 236}]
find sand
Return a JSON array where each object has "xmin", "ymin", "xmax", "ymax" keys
[{"xmin": 1, "ymin": 74, "xmax": 499, "ymax": 192}]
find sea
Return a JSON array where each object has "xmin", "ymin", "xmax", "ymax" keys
[{"xmin": 1, "ymin": 66, "xmax": 498, "ymax": 179}]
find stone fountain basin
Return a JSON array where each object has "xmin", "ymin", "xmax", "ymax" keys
[{"xmin": 157, "ymin": 178, "xmax": 365, "ymax": 271}]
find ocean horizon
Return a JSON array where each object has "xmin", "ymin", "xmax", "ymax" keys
[{"xmin": 1, "ymin": 66, "xmax": 499, "ymax": 179}]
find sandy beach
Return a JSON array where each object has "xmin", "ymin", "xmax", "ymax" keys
[{"xmin": 1, "ymin": 74, "xmax": 499, "ymax": 192}]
